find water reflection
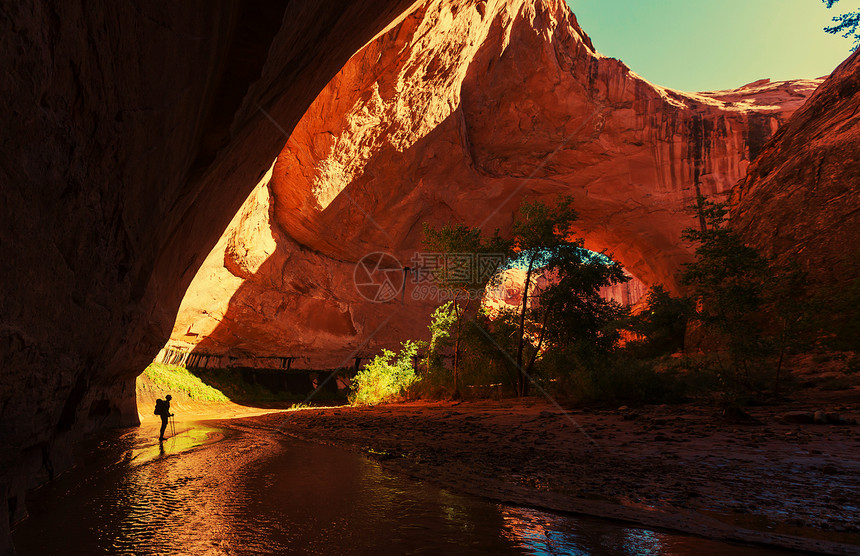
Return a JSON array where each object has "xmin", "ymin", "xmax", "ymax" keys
[
  {"xmin": 13, "ymin": 421, "xmax": 520, "ymax": 555},
  {"xmin": 13, "ymin": 419, "xmax": 791, "ymax": 555},
  {"xmin": 439, "ymin": 491, "xmax": 477, "ymax": 534},
  {"xmin": 101, "ymin": 425, "xmax": 243, "ymax": 554},
  {"xmin": 499, "ymin": 506, "xmax": 789, "ymax": 556},
  {"xmin": 128, "ymin": 425, "xmax": 224, "ymax": 466}
]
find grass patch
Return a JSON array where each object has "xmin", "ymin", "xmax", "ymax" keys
[{"xmin": 142, "ymin": 363, "xmax": 230, "ymax": 402}]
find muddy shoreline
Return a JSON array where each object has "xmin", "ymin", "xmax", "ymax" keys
[{"xmin": 241, "ymin": 395, "xmax": 860, "ymax": 555}]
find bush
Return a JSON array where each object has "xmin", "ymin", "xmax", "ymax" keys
[
  {"xmin": 415, "ymin": 311, "xmax": 520, "ymax": 399},
  {"xmin": 624, "ymin": 285, "xmax": 690, "ymax": 359},
  {"xmin": 350, "ymin": 341, "xmax": 420, "ymax": 405}
]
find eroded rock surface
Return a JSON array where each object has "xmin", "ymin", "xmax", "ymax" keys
[
  {"xmin": 731, "ymin": 49, "xmax": 860, "ymax": 285},
  {"xmin": 169, "ymin": 0, "xmax": 821, "ymax": 367}
]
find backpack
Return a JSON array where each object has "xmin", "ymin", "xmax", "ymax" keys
[{"xmin": 154, "ymin": 398, "xmax": 166, "ymax": 416}]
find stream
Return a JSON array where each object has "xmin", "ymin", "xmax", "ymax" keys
[{"xmin": 12, "ymin": 417, "xmax": 792, "ymax": 555}]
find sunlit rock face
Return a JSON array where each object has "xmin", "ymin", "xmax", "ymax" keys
[
  {"xmin": 170, "ymin": 0, "xmax": 820, "ymax": 367},
  {"xmin": 731, "ymin": 49, "xmax": 860, "ymax": 285},
  {"xmin": 0, "ymin": 0, "xmax": 416, "ymax": 545},
  {"xmin": 481, "ymin": 267, "xmax": 647, "ymax": 316}
]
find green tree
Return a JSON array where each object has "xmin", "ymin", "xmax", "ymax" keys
[
  {"xmin": 682, "ymin": 198, "xmax": 771, "ymax": 391},
  {"xmin": 823, "ymin": 0, "xmax": 860, "ymax": 50},
  {"xmin": 625, "ymin": 285, "xmax": 691, "ymax": 359},
  {"xmin": 422, "ymin": 301, "xmax": 456, "ymax": 385},
  {"xmin": 508, "ymin": 197, "xmax": 629, "ymax": 396},
  {"xmin": 422, "ymin": 223, "xmax": 510, "ymax": 395},
  {"xmin": 681, "ymin": 197, "xmax": 818, "ymax": 396},
  {"xmin": 468, "ymin": 307, "xmax": 522, "ymax": 392}
]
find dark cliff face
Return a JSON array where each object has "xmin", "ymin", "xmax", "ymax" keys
[
  {"xmin": 730, "ymin": 49, "xmax": 860, "ymax": 286},
  {"xmin": 0, "ymin": 0, "xmax": 415, "ymax": 549}
]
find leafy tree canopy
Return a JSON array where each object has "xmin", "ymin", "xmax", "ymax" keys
[{"xmin": 823, "ymin": 0, "xmax": 860, "ymax": 50}]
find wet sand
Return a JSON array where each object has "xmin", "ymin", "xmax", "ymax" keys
[{"xmin": 247, "ymin": 395, "xmax": 860, "ymax": 555}]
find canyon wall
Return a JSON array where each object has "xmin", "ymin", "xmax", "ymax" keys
[
  {"xmin": 168, "ymin": 0, "xmax": 821, "ymax": 368},
  {"xmin": 0, "ymin": 0, "xmax": 417, "ymax": 549},
  {"xmin": 731, "ymin": 49, "xmax": 860, "ymax": 285}
]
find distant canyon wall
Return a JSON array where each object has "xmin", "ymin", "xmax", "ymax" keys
[
  {"xmin": 482, "ymin": 268, "xmax": 647, "ymax": 315},
  {"xmin": 168, "ymin": 0, "xmax": 822, "ymax": 367}
]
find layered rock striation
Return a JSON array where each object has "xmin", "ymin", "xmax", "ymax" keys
[{"xmin": 170, "ymin": 0, "xmax": 821, "ymax": 367}]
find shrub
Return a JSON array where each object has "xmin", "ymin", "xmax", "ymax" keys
[
  {"xmin": 350, "ymin": 341, "xmax": 420, "ymax": 405},
  {"xmin": 538, "ymin": 348, "xmax": 691, "ymax": 406}
]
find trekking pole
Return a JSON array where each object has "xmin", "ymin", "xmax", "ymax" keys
[{"xmin": 171, "ymin": 414, "xmax": 176, "ymax": 438}]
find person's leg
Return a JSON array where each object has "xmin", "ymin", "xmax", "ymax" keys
[{"xmin": 160, "ymin": 416, "xmax": 168, "ymax": 439}]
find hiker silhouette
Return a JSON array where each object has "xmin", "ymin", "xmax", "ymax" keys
[{"xmin": 157, "ymin": 394, "xmax": 174, "ymax": 441}]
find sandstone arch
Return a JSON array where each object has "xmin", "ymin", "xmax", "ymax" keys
[{"xmin": 167, "ymin": 0, "xmax": 820, "ymax": 367}]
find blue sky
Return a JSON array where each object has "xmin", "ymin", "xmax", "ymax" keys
[{"xmin": 567, "ymin": 0, "xmax": 857, "ymax": 91}]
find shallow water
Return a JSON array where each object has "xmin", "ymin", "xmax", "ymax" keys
[{"xmin": 12, "ymin": 417, "xmax": 791, "ymax": 555}]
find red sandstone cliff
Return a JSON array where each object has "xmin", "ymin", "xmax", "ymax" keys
[
  {"xmin": 731, "ymin": 49, "xmax": 860, "ymax": 283},
  {"xmin": 166, "ymin": 0, "xmax": 822, "ymax": 368},
  {"xmin": 1, "ymin": 0, "xmax": 855, "ymax": 551}
]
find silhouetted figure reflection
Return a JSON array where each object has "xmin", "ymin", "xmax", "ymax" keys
[{"xmin": 157, "ymin": 394, "xmax": 174, "ymax": 441}]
